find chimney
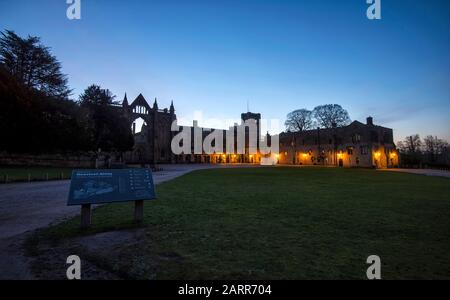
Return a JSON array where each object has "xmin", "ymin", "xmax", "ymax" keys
[{"xmin": 367, "ymin": 117, "xmax": 373, "ymax": 126}]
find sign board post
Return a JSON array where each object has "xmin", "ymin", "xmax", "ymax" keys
[
  {"xmin": 134, "ymin": 200, "xmax": 144, "ymax": 224},
  {"xmin": 67, "ymin": 169, "xmax": 156, "ymax": 228},
  {"xmin": 81, "ymin": 204, "xmax": 92, "ymax": 229}
]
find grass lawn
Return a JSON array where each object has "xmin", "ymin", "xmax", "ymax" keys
[
  {"xmin": 0, "ymin": 166, "xmax": 74, "ymax": 183},
  {"xmin": 29, "ymin": 167, "xmax": 450, "ymax": 279}
]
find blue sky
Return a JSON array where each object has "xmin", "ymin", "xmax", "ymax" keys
[{"xmin": 1, "ymin": 0, "xmax": 449, "ymax": 141}]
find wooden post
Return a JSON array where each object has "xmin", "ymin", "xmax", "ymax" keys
[
  {"xmin": 134, "ymin": 200, "xmax": 144, "ymax": 224},
  {"xmin": 80, "ymin": 204, "xmax": 92, "ymax": 229},
  {"xmin": 28, "ymin": 173, "xmax": 31, "ymax": 182}
]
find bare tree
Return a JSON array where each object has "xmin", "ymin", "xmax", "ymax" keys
[
  {"xmin": 398, "ymin": 134, "xmax": 450, "ymax": 167},
  {"xmin": 437, "ymin": 140, "xmax": 450, "ymax": 155},
  {"xmin": 424, "ymin": 135, "xmax": 438, "ymax": 161},
  {"xmin": 424, "ymin": 135, "xmax": 449, "ymax": 162},
  {"xmin": 285, "ymin": 109, "xmax": 314, "ymax": 132},
  {"xmin": 312, "ymin": 104, "xmax": 351, "ymax": 128},
  {"xmin": 397, "ymin": 134, "xmax": 423, "ymax": 167},
  {"xmin": 406, "ymin": 135, "xmax": 422, "ymax": 153}
]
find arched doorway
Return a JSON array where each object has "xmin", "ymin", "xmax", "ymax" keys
[
  {"xmin": 130, "ymin": 117, "xmax": 149, "ymax": 164},
  {"xmin": 132, "ymin": 117, "xmax": 147, "ymax": 134}
]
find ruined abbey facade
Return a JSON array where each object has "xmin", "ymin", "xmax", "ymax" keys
[
  {"xmin": 119, "ymin": 94, "xmax": 267, "ymax": 165},
  {"xmin": 119, "ymin": 93, "xmax": 175, "ymax": 164},
  {"xmin": 119, "ymin": 94, "xmax": 398, "ymax": 168}
]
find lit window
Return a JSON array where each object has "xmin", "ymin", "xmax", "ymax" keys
[{"xmin": 347, "ymin": 147, "xmax": 353, "ymax": 155}]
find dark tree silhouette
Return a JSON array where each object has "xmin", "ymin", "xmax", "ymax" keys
[
  {"xmin": 397, "ymin": 134, "xmax": 422, "ymax": 154},
  {"xmin": 0, "ymin": 31, "xmax": 134, "ymax": 154},
  {"xmin": 79, "ymin": 84, "xmax": 133, "ymax": 152},
  {"xmin": 312, "ymin": 104, "xmax": 351, "ymax": 128},
  {"xmin": 397, "ymin": 134, "xmax": 425, "ymax": 167},
  {"xmin": 0, "ymin": 30, "xmax": 71, "ymax": 99},
  {"xmin": 0, "ymin": 65, "xmax": 92, "ymax": 153},
  {"xmin": 285, "ymin": 109, "xmax": 314, "ymax": 132},
  {"xmin": 78, "ymin": 84, "xmax": 118, "ymax": 107}
]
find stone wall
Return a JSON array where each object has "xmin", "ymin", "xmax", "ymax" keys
[{"xmin": 0, "ymin": 152, "xmax": 119, "ymax": 168}]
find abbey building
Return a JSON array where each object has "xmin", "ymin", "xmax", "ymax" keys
[
  {"xmin": 119, "ymin": 94, "xmax": 398, "ymax": 169},
  {"xmin": 278, "ymin": 117, "xmax": 398, "ymax": 168}
]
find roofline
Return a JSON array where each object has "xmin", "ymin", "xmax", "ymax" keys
[{"xmin": 281, "ymin": 120, "xmax": 393, "ymax": 136}]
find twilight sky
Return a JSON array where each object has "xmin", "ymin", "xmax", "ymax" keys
[{"xmin": 1, "ymin": 0, "xmax": 449, "ymax": 141}]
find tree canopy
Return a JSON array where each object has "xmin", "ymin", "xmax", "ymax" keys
[
  {"xmin": 285, "ymin": 109, "xmax": 314, "ymax": 132},
  {"xmin": 78, "ymin": 84, "xmax": 118, "ymax": 107},
  {"xmin": 0, "ymin": 30, "xmax": 71, "ymax": 99},
  {"xmin": 0, "ymin": 30, "xmax": 134, "ymax": 154},
  {"xmin": 0, "ymin": 64, "xmax": 92, "ymax": 153},
  {"xmin": 79, "ymin": 84, "xmax": 134, "ymax": 152},
  {"xmin": 285, "ymin": 104, "xmax": 351, "ymax": 132},
  {"xmin": 312, "ymin": 104, "xmax": 351, "ymax": 129}
]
